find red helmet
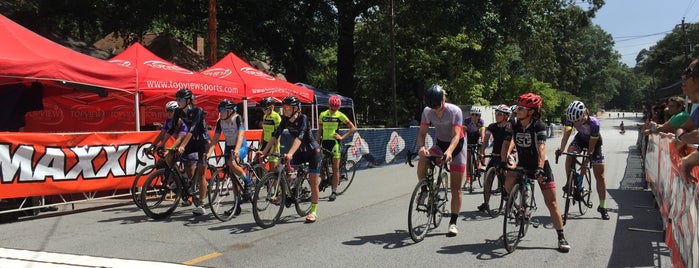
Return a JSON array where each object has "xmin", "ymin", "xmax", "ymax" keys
[
  {"xmin": 516, "ymin": 93, "xmax": 542, "ymax": 109},
  {"xmin": 329, "ymin": 95, "xmax": 341, "ymax": 110}
]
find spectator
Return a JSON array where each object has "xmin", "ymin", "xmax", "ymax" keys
[
  {"xmin": 674, "ymin": 58, "xmax": 699, "ymax": 183},
  {"xmin": 643, "ymin": 96, "xmax": 689, "ymax": 135}
]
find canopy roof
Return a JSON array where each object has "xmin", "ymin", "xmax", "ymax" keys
[{"xmin": 201, "ymin": 52, "xmax": 314, "ymax": 103}]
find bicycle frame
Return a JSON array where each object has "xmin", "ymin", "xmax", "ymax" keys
[
  {"xmin": 555, "ymin": 148, "xmax": 593, "ymax": 224},
  {"xmin": 406, "ymin": 150, "xmax": 451, "ymax": 242},
  {"xmin": 502, "ymin": 166, "xmax": 539, "ymax": 253}
]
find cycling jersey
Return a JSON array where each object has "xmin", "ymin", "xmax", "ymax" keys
[
  {"xmin": 262, "ymin": 111, "xmax": 282, "ymax": 142},
  {"xmin": 215, "ymin": 114, "xmax": 245, "ymax": 147},
  {"xmin": 565, "ymin": 116, "xmax": 605, "ymax": 164},
  {"xmin": 171, "ymin": 107, "xmax": 209, "ymax": 141},
  {"xmin": 485, "ymin": 122, "xmax": 509, "ymax": 155},
  {"xmin": 420, "ymin": 103, "xmax": 467, "ymax": 173},
  {"xmin": 504, "ymin": 118, "xmax": 555, "ymax": 190},
  {"xmin": 318, "ymin": 110, "xmax": 351, "ymax": 141},
  {"xmin": 272, "ymin": 113, "xmax": 321, "ymax": 173},
  {"xmin": 161, "ymin": 118, "xmax": 188, "ymax": 139},
  {"xmin": 465, "ymin": 117, "xmax": 485, "ymax": 144}
]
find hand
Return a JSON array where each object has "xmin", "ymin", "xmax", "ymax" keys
[
  {"xmin": 555, "ymin": 149, "xmax": 562, "ymax": 157},
  {"xmin": 233, "ymin": 150, "xmax": 239, "ymax": 159},
  {"xmin": 333, "ymin": 133, "xmax": 343, "ymax": 140},
  {"xmin": 444, "ymin": 151, "xmax": 453, "ymax": 163},
  {"xmin": 418, "ymin": 147, "xmax": 430, "ymax": 157},
  {"xmin": 535, "ymin": 168, "xmax": 547, "ymax": 183},
  {"xmin": 177, "ymin": 146, "xmax": 184, "ymax": 154},
  {"xmin": 283, "ymin": 153, "xmax": 292, "ymax": 162},
  {"xmin": 681, "ymin": 155, "xmax": 699, "ymax": 184}
]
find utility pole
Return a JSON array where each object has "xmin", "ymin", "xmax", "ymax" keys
[
  {"xmin": 208, "ymin": 0, "xmax": 217, "ymax": 65},
  {"xmin": 390, "ymin": 0, "xmax": 397, "ymax": 127},
  {"xmin": 682, "ymin": 17, "xmax": 690, "ymax": 62}
]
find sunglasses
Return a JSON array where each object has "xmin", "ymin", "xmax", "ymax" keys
[
  {"xmin": 496, "ymin": 112, "xmax": 508, "ymax": 116},
  {"xmin": 219, "ymin": 108, "xmax": 228, "ymax": 113},
  {"xmin": 471, "ymin": 113, "xmax": 480, "ymax": 116},
  {"xmin": 283, "ymin": 105, "xmax": 292, "ymax": 111},
  {"xmin": 264, "ymin": 106, "xmax": 272, "ymax": 111},
  {"xmin": 517, "ymin": 106, "xmax": 530, "ymax": 111},
  {"xmin": 176, "ymin": 97, "xmax": 186, "ymax": 102}
]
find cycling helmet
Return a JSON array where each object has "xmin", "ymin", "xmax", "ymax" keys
[
  {"xmin": 175, "ymin": 88, "xmax": 193, "ymax": 100},
  {"xmin": 470, "ymin": 106, "xmax": 482, "ymax": 115},
  {"xmin": 218, "ymin": 99, "xmax": 236, "ymax": 111},
  {"xmin": 566, "ymin": 100, "xmax": 586, "ymax": 122},
  {"xmin": 495, "ymin": 104, "xmax": 511, "ymax": 114},
  {"xmin": 258, "ymin": 97, "xmax": 276, "ymax": 108},
  {"xmin": 516, "ymin": 93, "xmax": 542, "ymax": 109},
  {"xmin": 282, "ymin": 96, "xmax": 301, "ymax": 107},
  {"xmin": 509, "ymin": 105, "xmax": 517, "ymax": 113},
  {"xmin": 328, "ymin": 95, "xmax": 341, "ymax": 110},
  {"xmin": 165, "ymin": 101, "xmax": 179, "ymax": 111},
  {"xmin": 424, "ymin": 84, "xmax": 445, "ymax": 109}
]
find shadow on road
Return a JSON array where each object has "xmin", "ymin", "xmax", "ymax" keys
[{"xmin": 342, "ymin": 229, "xmax": 413, "ymax": 249}]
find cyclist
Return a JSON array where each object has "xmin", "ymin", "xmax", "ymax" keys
[
  {"xmin": 260, "ymin": 96, "xmax": 322, "ymax": 223},
  {"xmin": 477, "ymin": 104, "xmax": 511, "ymax": 212},
  {"xmin": 416, "ymin": 84, "xmax": 467, "ymax": 237},
  {"xmin": 171, "ymin": 88, "xmax": 210, "ymax": 215},
  {"xmin": 206, "ymin": 99, "xmax": 253, "ymax": 216},
  {"xmin": 259, "ymin": 97, "xmax": 282, "ymax": 171},
  {"xmin": 317, "ymin": 95, "xmax": 356, "ymax": 201},
  {"xmin": 501, "ymin": 93, "xmax": 570, "ymax": 252},
  {"xmin": 556, "ymin": 100, "xmax": 609, "ymax": 220},
  {"xmin": 463, "ymin": 106, "xmax": 486, "ymax": 190},
  {"xmin": 146, "ymin": 101, "xmax": 188, "ymax": 167}
]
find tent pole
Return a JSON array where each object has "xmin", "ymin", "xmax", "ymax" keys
[
  {"xmin": 134, "ymin": 71, "xmax": 140, "ymax": 131},
  {"xmin": 243, "ymin": 99, "xmax": 249, "ymax": 130}
]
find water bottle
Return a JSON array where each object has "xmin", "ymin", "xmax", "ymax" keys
[{"xmin": 575, "ymin": 173, "xmax": 583, "ymax": 190}]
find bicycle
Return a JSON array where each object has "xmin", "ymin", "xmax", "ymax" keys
[
  {"xmin": 131, "ymin": 147, "xmax": 176, "ymax": 209},
  {"xmin": 139, "ymin": 148, "xmax": 216, "ymax": 220},
  {"xmin": 251, "ymin": 153, "xmax": 313, "ymax": 228},
  {"xmin": 481, "ymin": 154, "xmax": 505, "ymax": 218},
  {"xmin": 463, "ymin": 143, "xmax": 483, "ymax": 193},
  {"xmin": 555, "ymin": 149, "xmax": 593, "ymax": 225},
  {"xmin": 318, "ymin": 144, "xmax": 357, "ymax": 195},
  {"xmin": 405, "ymin": 150, "xmax": 450, "ymax": 243},
  {"xmin": 502, "ymin": 166, "xmax": 540, "ymax": 253},
  {"xmin": 207, "ymin": 147, "xmax": 265, "ymax": 222}
]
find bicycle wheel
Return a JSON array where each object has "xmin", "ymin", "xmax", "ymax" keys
[
  {"xmin": 408, "ymin": 179, "xmax": 432, "ymax": 243},
  {"xmin": 483, "ymin": 167, "xmax": 502, "ymax": 218},
  {"xmin": 140, "ymin": 169, "xmax": 180, "ymax": 220},
  {"xmin": 467, "ymin": 153, "xmax": 476, "ymax": 194},
  {"xmin": 336, "ymin": 160, "xmax": 357, "ymax": 195},
  {"xmin": 294, "ymin": 172, "xmax": 313, "ymax": 216},
  {"xmin": 252, "ymin": 172, "xmax": 284, "ymax": 228},
  {"xmin": 433, "ymin": 171, "xmax": 449, "ymax": 228},
  {"xmin": 208, "ymin": 169, "xmax": 242, "ymax": 222},
  {"xmin": 579, "ymin": 169, "xmax": 593, "ymax": 215},
  {"xmin": 131, "ymin": 164, "xmax": 157, "ymax": 209},
  {"xmin": 503, "ymin": 183, "xmax": 524, "ymax": 253},
  {"xmin": 563, "ymin": 170, "xmax": 575, "ymax": 225}
]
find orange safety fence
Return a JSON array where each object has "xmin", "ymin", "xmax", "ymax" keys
[
  {"xmin": 0, "ymin": 130, "xmax": 262, "ymax": 200},
  {"xmin": 645, "ymin": 134, "xmax": 699, "ymax": 268}
]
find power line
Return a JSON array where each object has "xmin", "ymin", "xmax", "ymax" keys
[
  {"xmin": 613, "ymin": 30, "xmax": 673, "ymax": 42},
  {"xmin": 685, "ymin": 0, "xmax": 697, "ymax": 18}
]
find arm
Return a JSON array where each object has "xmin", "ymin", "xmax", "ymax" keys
[
  {"xmin": 479, "ymin": 126, "xmax": 486, "ymax": 144},
  {"xmin": 559, "ymin": 126, "xmax": 573, "ymax": 152},
  {"xmin": 340, "ymin": 120, "xmax": 357, "ymax": 140},
  {"xmin": 417, "ymin": 125, "xmax": 429, "ymax": 157},
  {"xmin": 444, "ymin": 125, "xmax": 461, "ymax": 162},
  {"xmin": 480, "ymin": 132, "xmax": 491, "ymax": 156}
]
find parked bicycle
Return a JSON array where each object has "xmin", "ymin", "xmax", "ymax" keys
[
  {"xmin": 502, "ymin": 166, "xmax": 540, "ymax": 253},
  {"xmin": 318, "ymin": 144, "xmax": 357, "ymax": 196},
  {"xmin": 207, "ymin": 147, "xmax": 265, "ymax": 222},
  {"xmin": 463, "ymin": 143, "xmax": 483, "ymax": 193},
  {"xmin": 405, "ymin": 150, "xmax": 450, "ymax": 243},
  {"xmin": 139, "ymin": 148, "xmax": 216, "ymax": 220},
  {"xmin": 251, "ymin": 153, "xmax": 313, "ymax": 228},
  {"xmin": 555, "ymin": 148, "xmax": 593, "ymax": 225},
  {"xmin": 481, "ymin": 153, "xmax": 505, "ymax": 218}
]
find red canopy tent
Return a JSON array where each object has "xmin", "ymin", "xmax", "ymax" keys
[
  {"xmin": 0, "ymin": 15, "xmax": 140, "ymax": 132},
  {"xmin": 109, "ymin": 43, "xmax": 245, "ymax": 127}
]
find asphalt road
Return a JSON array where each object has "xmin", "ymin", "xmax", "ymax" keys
[{"xmin": 0, "ymin": 115, "xmax": 670, "ymax": 268}]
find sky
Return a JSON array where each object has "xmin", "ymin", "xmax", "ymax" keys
[{"xmin": 589, "ymin": 0, "xmax": 699, "ymax": 67}]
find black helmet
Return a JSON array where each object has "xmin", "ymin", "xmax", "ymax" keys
[
  {"xmin": 218, "ymin": 99, "xmax": 236, "ymax": 111},
  {"xmin": 282, "ymin": 96, "xmax": 300, "ymax": 107},
  {"xmin": 175, "ymin": 88, "xmax": 193, "ymax": 100},
  {"xmin": 424, "ymin": 84, "xmax": 444, "ymax": 109},
  {"xmin": 259, "ymin": 97, "xmax": 276, "ymax": 108}
]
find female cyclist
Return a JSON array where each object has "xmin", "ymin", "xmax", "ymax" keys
[{"xmin": 501, "ymin": 93, "xmax": 570, "ymax": 252}]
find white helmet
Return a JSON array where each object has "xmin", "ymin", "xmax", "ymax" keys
[
  {"xmin": 509, "ymin": 105, "xmax": 517, "ymax": 113},
  {"xmin": 495, "ymin": 104, "xmax": 511, "ymax": 114},
  {"xmin": 470, "ymin": 106, "xmax": 482, "ymax": 115},
  {"xmin": 566, "ymin": 100, "xmax": 586, "ymax": 122},
  {"xmin": 165, "ymin": 101, "xmax": 179, "ymax": 111}
]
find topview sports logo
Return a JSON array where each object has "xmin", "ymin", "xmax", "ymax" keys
[
  {"xmin": 201, "ymin": 68, "xmax": 233, "ymax": 79},
  {"xmin": 108, "ymin": 59, "xmax": 132, "ymax": 67},
  {"xmin": 240, "ymin": 67, "xmax": 275, "ymax": 80},
  {"xmin": 143, "ymin": 60, "xmax": 193, "ymax": 74}
]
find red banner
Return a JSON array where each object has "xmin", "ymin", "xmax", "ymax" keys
[{"xmin": 0, "ymin": 130, "xmax": 262, "ymax": 199}]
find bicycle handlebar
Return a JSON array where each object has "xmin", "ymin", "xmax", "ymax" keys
[
  {"xmin": 405, "ymin": 150, "xmax": 451, "ymax": 172},
  {"xmin": 554, "ymin": 150, "xmax": 591, "ymax": 167}
]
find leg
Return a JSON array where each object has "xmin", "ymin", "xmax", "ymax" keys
[
  {"xmin": 593, "ymin": 163, "xmax": 610, "ymax": 220},
  {"xmin": 541, "ymin": 186, "xmax": 570, "ymax": 252}
]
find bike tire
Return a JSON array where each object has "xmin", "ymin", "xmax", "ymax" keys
[
  {"xmin": 294, "ymin": 172, "xmax": 313, "ymax": 216},
  {"xmin": 579, "ymin": 169, "xmax": 593, "ymax": 215},
  {"xmin": 336, "ymin": 160, "xmax": 357, "ymax": 195},
  {"xmin": 563, "ymin": 170, "xmax": 575, "ymax": 225},
  {"xmin": 468, "ymin": 153, "xmax": 476, "ymax": 194},
  {"xmin": 503, "ymin": 183, "xmax": 523, "ymax": 253},
  {"xmin": 208, "ymin": 169, "xmax": 242, "ymax": 222},
  {"xmin": 252, "ymin": 172, "xmax": 284, "ymax": 228},
  {"xmin": 483, "ymin": 167, "xmax": 502, "ymax": 218},
  {"xmin": 408, "ymin": 179, "xmax": 432, "ymax": 243},
  {"xmin": 433, "ymin": 171, "xmax": 449, "ymax": 228},
  {"xmin": 140, "ymin": 169, "xmax": 180, "ymax": 220},
  {"xmin": 131, "ymin": 164, "xmax": 157, "ymax": 209}
]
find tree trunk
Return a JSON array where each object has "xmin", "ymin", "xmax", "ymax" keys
[{"xmin": 336, "ymin": 2, "xmax": 355, "ymax": 98}]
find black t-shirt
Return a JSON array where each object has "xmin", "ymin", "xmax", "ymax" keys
[
  {"xmin": 486, "ymin": 122, "xmax": 509, "ymax": 154},
  {"xmin": 170, "ymin": 107, "xmax": 209, "ymax": 141},
  {"xmin": 273, "ymin": 113, "xmax": 318, "ymax": 153},
  {"xmin": 504, "ymin": 118, "xmax": 547, "ymax": 168}
]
